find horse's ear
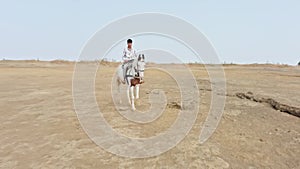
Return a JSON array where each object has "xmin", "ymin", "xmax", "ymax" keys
[
  {"xmin": 138, "ymin": 54, "xmax": 141, "ymax": 61},
  {"xmin": 142, "ymin": 54, "xmax": 145, "ymax": 60}
]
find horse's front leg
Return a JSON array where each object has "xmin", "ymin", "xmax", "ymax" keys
[
  {"xmin": 127, "ymin": 85, "xmax": 131, "ymax": 105},
  {"xmin": 130, "ymin": 86, "xmax": 136, "ymax": 110},
  {"xmin": 135, "ymin": 84, "xmax": 140, "ymax": 99}
]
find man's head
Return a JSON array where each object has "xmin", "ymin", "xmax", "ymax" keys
[{"xmin": 127, "ymin": 39, "xmax": 133, "ymax": 48}]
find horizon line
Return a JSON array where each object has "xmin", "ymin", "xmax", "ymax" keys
[{"xmin": 1, "ymin": 59, "xmax": 299, "ymax": 66}]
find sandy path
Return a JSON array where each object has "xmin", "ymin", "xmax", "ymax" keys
[{"xmin": 0, "ymin": 61, "xmax": 299, "ymax": 168}]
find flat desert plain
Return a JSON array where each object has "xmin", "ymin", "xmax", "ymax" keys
[{"xmin": 0, "ymin": 60, "xmax": 299, "ymax": 169}]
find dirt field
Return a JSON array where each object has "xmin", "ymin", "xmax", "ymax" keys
[{"xmin": 0, "ymin": 60, "xmax": 299, "ymax": 169}]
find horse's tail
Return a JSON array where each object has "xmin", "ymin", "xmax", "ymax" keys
[
  {"xmin": 116, "ymin": 65, "xmax": 125, "ymax": 91},
  {"xmin": 116, "ymin": 77, "xmax": 121, "ymax": 93}
]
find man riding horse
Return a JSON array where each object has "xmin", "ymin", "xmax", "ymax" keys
[
  {"xmin": 122, "ymin": 39, "xmax": 137, "ymax": 81},
  {"xmin": 117, "ymin": 38, "xmax": 145, "ymax": 110}
]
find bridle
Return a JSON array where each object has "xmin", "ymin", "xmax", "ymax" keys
[
  {"xmin": 136, "ymin": 57, "xmax": 145, "ymax": 69},
  {"xmin": 136, "ymin": 54, "xmax": 145, "ymax": 78},
  {"xmin": 136, "ymin": 62, "xmax": 145, "ymax": 72}
]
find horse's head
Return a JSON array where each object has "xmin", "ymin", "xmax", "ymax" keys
[{"xmin": 137, "ymin": 54, "xmax": 145, "ymax": 79}]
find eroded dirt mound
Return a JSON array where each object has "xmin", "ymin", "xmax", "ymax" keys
[{"xmin": 236, "ymin": 92, "xmax": 300, "ymax": 118}]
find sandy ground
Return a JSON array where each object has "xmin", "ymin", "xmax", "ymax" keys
[{"xmin": 0, "ymin": 60, "xmax": 299, "ymax": 169}]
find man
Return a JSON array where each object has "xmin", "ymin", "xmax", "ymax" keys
[{"xmin": 122, "ymin": 39, "xmax": 137, "ymax": 81}]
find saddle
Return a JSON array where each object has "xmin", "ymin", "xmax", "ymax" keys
[{"xmin": 123, "ymin": 61, "xmax": 137, "ymax": 78}]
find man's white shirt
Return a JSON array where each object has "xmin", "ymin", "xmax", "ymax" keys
[{"xmin": 122, "ymin": 47, "xmax": 136, "ymax": 62}]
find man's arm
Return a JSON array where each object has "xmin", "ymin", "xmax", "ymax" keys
[
  {"xmin": 122, "ymin": 48, "xmax": 129, "ymax": 62},
  {"xmin": 133, "ymin": 49, "xmax": 137, "ymax": 58}
]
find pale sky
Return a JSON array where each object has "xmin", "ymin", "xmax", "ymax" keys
[{"xmin": 1, "ymin": 0, "xmax": 299, "ymax": 65}]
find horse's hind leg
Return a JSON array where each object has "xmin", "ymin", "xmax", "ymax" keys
[
  {"xmin": 116, "ymin": 78, "xmax": 122, "ymax": 104},
  {"xmin": 136, "ymin": 84, "xmax": 140, "ymax": 99}
]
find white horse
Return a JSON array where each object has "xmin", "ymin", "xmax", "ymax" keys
[{"xmin": 116, "ymin": 54, "xmax": 145, "ymax": 110}]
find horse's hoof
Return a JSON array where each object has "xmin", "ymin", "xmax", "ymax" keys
[{"xmin": 132, "ymin": 107, "xmax": 136, "ymax": 111}]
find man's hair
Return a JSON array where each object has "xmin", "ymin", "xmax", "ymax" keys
[{"xmin": 127, "ymin": 39, "xmax": 133, "ymax": 44}]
